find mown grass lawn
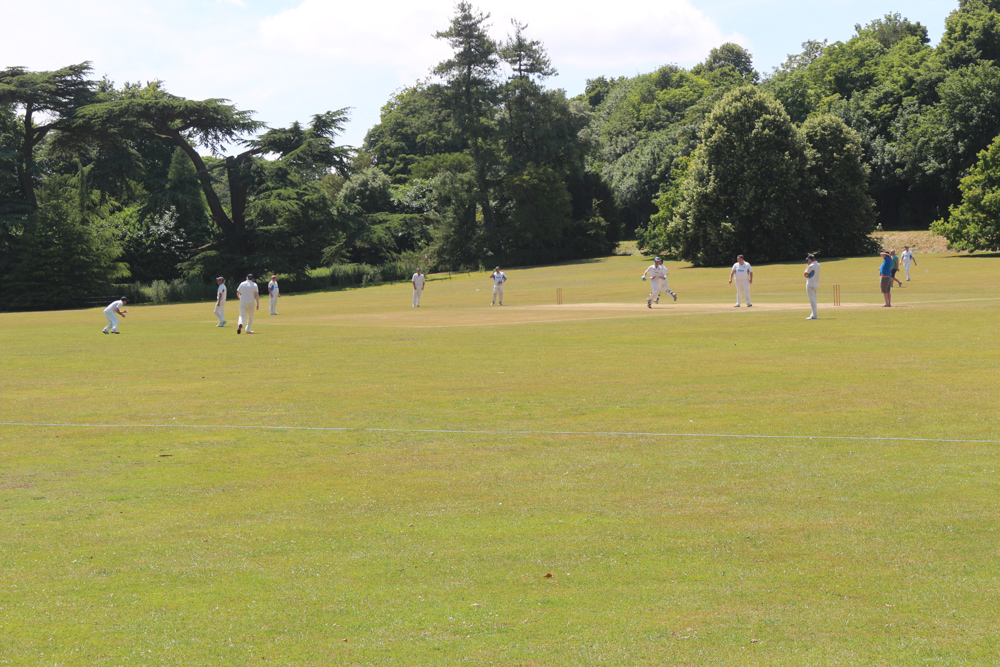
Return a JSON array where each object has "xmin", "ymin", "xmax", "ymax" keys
[{"xmin": 2, "ymin": 253, "xmax": 998, "ymax": 665}]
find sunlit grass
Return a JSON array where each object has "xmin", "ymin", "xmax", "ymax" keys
[{"xmin": 1, "ymin": 253, "xmax": 998, "ymax": 664}]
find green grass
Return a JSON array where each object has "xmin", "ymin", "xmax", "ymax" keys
[{"xmin": 1, "ymin": 253, "xmax": 999, "ymax": 665}]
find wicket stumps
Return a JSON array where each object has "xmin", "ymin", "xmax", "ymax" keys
[
  {"xmin": 556, "ymin": 287, "xmax": 563, "ymax": 305},
  {"xmin": 833, "ymin": 284, "xmax": 841, "ymax": 306}
]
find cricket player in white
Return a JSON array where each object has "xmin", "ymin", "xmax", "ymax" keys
[
  {"xmin": 641, "ymin": 257, "xmax": 676, "ymax": 308},
  {"xmin": 901, "ymin": 246, "xmax": 916, "ymax": 280},
  {"xmin": 729, "ymin": 255, "xmax": 753, "ymax": 307},
  {"xmin": 412, "ymin": 269, "xmax": 425, "ymax": 307},
  {"xmin": 804, "ymin": 254, "xmax": 820, "ymax": 320},
  {"xmin": 268, "ymin": 275, "xmax": 279, "ymax": 315},
  {"xmin": 236, "ymin": 274, "xmax": 259, "ymax": 334},
  {"xmin": 490, "ymin": 266, "xmax": 507, "ymax": 305},
  {"xmin": 214, "ymin": 277, "xmax": 227, "ymax": 326},
  {"xmin": 102, "ymin": 297, "xmax": 128, "ymax": 334}
]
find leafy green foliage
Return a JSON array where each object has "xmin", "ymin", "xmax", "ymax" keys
[
  {"xmin": 931, "ymin": 133, "xmax": 1000, "ymax": 250},
  {"xmin": 668, "ymin": 87, "xmax": 810, "ymax": 266},
  {"xmin": 801, "ymin": 115, "xmax": 879, "ymax": 257},
  {"xmin": 340, "ymin": 166, "xmax": 393, "ymax": 213},
  {"xmin": 3, "ymin": 172, "xmax": 128, "ymax": 310}
]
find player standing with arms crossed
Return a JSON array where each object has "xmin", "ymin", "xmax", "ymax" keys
[
  {"xmin": 729, "ymin": 255, "xmax": 753, "ymax": 307},
  {"xmin": 236, "ymin": 274, "xmax": 259, "ymax": 334},
  {"xmin": 214, "ymin": 277, "xmax": 227, "ymax": 327},
  {"xmin": 490, "ymin": 266, "xmax": 507, "ymax": 306},
  {"xmin": 641, "ymin": 257, "xmax": 676, "ymax": 308},
  {"xmin": 804, "ymin": 254, "xmax": 820, "ymax": 320},
  {"xmin": 102, "ymin": 296, "xmax": 128, "ymax": 334},
  {"xmin": 268, "ymin": 275, "xmax": 279, "ymax": 315}
]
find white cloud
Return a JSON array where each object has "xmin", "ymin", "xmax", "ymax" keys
[
  {"xmin": 258, "ymin": 0, "xmax": 740, "ymax": 75},
  {"xmin": 1, "ymin": 0, "xmax": 741, "ymax": 146}
]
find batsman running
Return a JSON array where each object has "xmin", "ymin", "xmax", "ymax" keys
[{"xmin": 641, "ymin": 257, "xmax": 676, "ymax": 308}]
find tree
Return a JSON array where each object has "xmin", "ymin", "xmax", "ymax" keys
[
  {"xmin": 3, "ymin": 166, "xmax": 128, "ymax": 310},
  {"xmin": 937, "ymin": 0, "xmax": 1000, "ymax": 69},
  {"xmin": 762, "ymin": 41, "xmax": 827, "ymax": 125},
  {"xmin": 340, "ymin": 166, "xmax": 393, "ymax": 213},
  {"xmin": 668, "ymin": 86, "xmax": 810, "ymax": 266},
  {"xmin": 694, "ymin": 43, "xmax": 759, "ymax": 84},
  {"xmin": 931, "ymin": 133, "xmax": 1000, "ymax": 251},
  {"xmin": 0, "ymin": 63, "xmax": 97, "ymax": 209},
  {"xmin": 498, "ymin": 19, "xmax": 557, "ymax": 173},
  {"xmin": 855, "ymin": 13, "xmax": 930, "ymax": 49},
  {"xmin": 800, "ymin": 115, "xmax": 879, "ymax": 257},
  {"xmin": 501, "ymin": 163, "xmax": 571, "ymax": 259},
  {"xmin": 363, "ymin": 83, "xmax": 462, "ymax": 180},
  {"xmin": 434, "ymin": 2, "xmax": 500, "ymax": 235},
  {"xmin": 72, "ymin": 96, "xmax": 352, "ymax": 270}
]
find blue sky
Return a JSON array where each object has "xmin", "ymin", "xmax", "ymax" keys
[{"xmin": 3, "ymin": 0, "xmax": 955, "ymax": 149}]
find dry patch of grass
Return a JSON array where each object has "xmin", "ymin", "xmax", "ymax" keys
[{"xmin": 874, "ymin": 229, "xmax": 953, "ymax": 253}]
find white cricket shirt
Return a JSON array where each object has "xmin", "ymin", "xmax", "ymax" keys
[
  {"xmin": 268, "ymin": 280, "xmax": 279, "ymax": 296},
  {"xmin": 492, "ymin": 271, "xmax": 506, "ymax": 285},
  {"xmin": 237, "ymin": 280, "xmax": 259, "ymax": 304},
  {"xmin": 217, "ymin": 284, "xmax": 227, "ymax": 303},
  {"xmin": 806, "ymin": 261, "xmax": 820, "ymax": 287},
  {"xmin": 645, "ymin": 264, "xmax": 669, "ymax": 280},
  {"xmin": 412, "ymin": 273, "xmax": 425, "ymax": 289},
  {"xmin": 731, "ymin": 262, "xmax": 752, "ymax": 281}
]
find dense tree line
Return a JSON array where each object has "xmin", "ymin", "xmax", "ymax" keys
[{"xmin": 3, "ymin": 1, "xmax": 1000, "ymax": 310}]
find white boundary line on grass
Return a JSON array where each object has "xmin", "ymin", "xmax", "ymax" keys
[{"xmin": 0, "ymin": 422, "xmax": 998, "ymax": 444}]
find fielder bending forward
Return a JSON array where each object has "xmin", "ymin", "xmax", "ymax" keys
[
  {"xmin": 236, "ymin": 273, "xmax": 259, "ymax": 334},
  {"xmin": 641, "ymin": 257, "xmax": 676, "ymax": 308},
  {"xmin": 102, "ymin": 296, "xmax": 128, "ymax": 334},
  {"xmin": 490, "ymin": 266, "xmax": 507, "ymax": 305}
]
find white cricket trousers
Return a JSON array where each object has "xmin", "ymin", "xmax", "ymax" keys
[
  {"xmin": 735, "ymin": 280, "xmax": 751, "ymax": 306},
  {"xmin": 806, "ymin": 285, "xmax": 818, "ymax": 318},
  {"xmin": 103, "ymin": 311, "xmax": 119, "ymax": 332},
  {"xmin": 492, "ymin": 283, "xmax": 504, "ymax": 304},
  {"xmin": 238, "ymin": 302, "xmax": 255, "ymax": 330},
  {"xmin": 903, "ymin": 262, "xmax": 912, "ymax": 280},
  {"xmin": 412, "ymin": 287, "xmax": 422, "ymax": 307},
  {"xmin": 269, "ymin": 295, "xmax": 278, "ymax": 315},
  {"xmin": 649, "ymin": 278, "xmax": 671, "ymax": 300},
  {"xmin": 214, "ymin": 303, "xmax": 225, "ymax": 324}
]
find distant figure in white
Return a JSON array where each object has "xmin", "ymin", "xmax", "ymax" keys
[
  {"xmin": 236, "ymin": 274, "xmax": 259, "ymax": 334},
  {"xmin": 729, "ymin": 255, "xmax": 753, "ymax": 307},
  {"xmin": 901, "ymin": 245, "xmax": 916, "ymax": 281},
  {"xmin": 214, "ymin": 276, "xmax": 227, "ymax": 327},
  {"xmin": 490, "ymin": 266, "xmax": 507, "ymax": 305},
  {"xmin": 412, "ymin": 268, "xmax": 425, "ymax": 307},
  {"xmin": 641, "ymin": 257, "xmax": 676, "ymax": 308},
  {"xmin": 102, "ymin": 296, "xmax": 128, "ymax": 334},
  {"xmin": 267, "ymin": 275, "xmax": 279, "ymax": 315},
  {"xmin": 804, "ymin": 254, "xmax": 820, "ymax": 320}
]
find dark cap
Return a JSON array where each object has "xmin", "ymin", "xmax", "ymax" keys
[
  {"xmin": 216, "ymin": 276, "xmax": 225, "ymax": 281},
  {"xmin": 246, "ymin": 273, "xmax": 254, "ymax": 279},
  {"xmin": 806, "ymin": 254, "xmax": 816, "ymax": 260},
  {"xmin": 120, "ymin": 296, "xmax": 128, "ymax": 302}
]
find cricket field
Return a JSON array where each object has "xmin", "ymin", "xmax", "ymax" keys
[{"xmin": 1, "ymin": 253, "xmax": 998, "ymax": 665}]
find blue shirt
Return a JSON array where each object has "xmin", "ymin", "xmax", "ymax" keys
[{"xmin": 879, "ymin": 256, "xmax": 894, "ymax": 276}]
